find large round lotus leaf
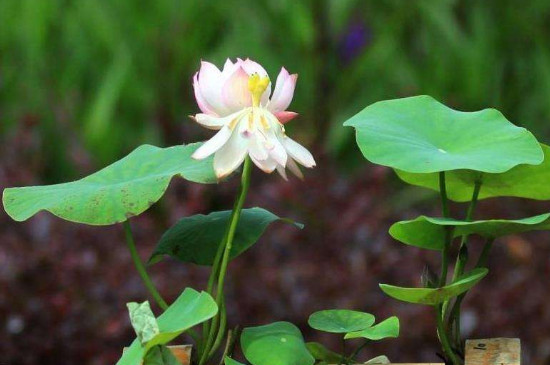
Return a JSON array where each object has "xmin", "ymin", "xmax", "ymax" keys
[
  {"xmin": 308, "ymin": 309, "xmax": 375, "ymax": 333},
  {"xmin": 396, "ymin": 143, "xmax": 550, "ymax": 202},
  {"xmin": 344, "ymin": 95, "xmax": 543, "ymax": 173},
  {"xmin": 2, "ymin": 143, "xmax": 216, "ymax": 226},
  {"xmin": 390, "ymin": 213, "xmax": 550, "ymax": 250},
  {"xmin": 344, "ymin": 316, "xmax": 400, "ymax": 341},
  {"xmin": 379, "ymin": 268, "xmax": 488, "ymax": 305},
  {"xmin": 148, "ymin": 207, "xmax": 303, "ymax": 266},
  {"xmin": 241, "ymin": 322, "xmax": 314, "ymax": 365}
]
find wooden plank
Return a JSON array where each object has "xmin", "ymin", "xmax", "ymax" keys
[
  {"xmin": 465, "ymin": 338, "xmax": 520, "ymax": 365},
  {"xmin": 168, "ymin": 345, "xmax": 192, "ymax": 365}
]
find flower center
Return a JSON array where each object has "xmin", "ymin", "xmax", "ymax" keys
[{"xmin": 248, "ymin": 74, "xmax": 270, "ymax": 107}]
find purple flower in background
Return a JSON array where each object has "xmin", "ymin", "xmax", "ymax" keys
[{"xmin": 339, "ymin": 21, "xmax": 371, "ymax": 64}]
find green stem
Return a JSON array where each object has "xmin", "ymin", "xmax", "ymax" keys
[
  {"xmin": 202, "ymin": 233, "xmax": 227, "ymax": 349},
  {"xmin": 122, "ymin": 221, "xmax": 200, "ymax": 344},
  {"xmin": 208, "ymin": 298, "xmax": 227, "ymax": 359},
  {"xmin": 451, "ymin": 179, "xmax": 482, "ymax": 280},
  {"xmin": 436, "ymin": 304, "xmax": 461, "ymax": 365},
  {"xmin": 348, "ymin": 340, "xmax": 369, "ymax": 362},
  {"xmin": 447, "ymin": 179, "xmax": 482, "ymax": 349},
  {"xmin": 123, "ymin": 221, "xmax": 168, "ymax": 311},
  {"xmin": 200, "ymin": 158, "xmax": 253, "ymax": 365},
  {"xmin": 476, "ymin": 238, "xmax": 494, "ymax": 268},
  {"xmin": 439, "ymin": 227, "xmax": 453, "ymax": 287},
  {"xmin": 439, "ymin": 172, "xmax": 450, "ymax": 218}
]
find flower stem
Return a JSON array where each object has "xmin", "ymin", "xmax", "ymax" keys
[
  {"xmin": 200, "ymin": 158, "xmax": 253, "ymax": 365},
  {"xmin": 436, "ymin": 304, "xmax": 462, "ymax": 365},
  {"xmin": 123, "ymin": 220, "xmax": 168, "ymax": 311}
]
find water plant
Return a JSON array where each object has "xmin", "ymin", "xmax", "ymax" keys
[{"xmin": 345, "ymin": 95, "xmax": 550, "ymax": 364}]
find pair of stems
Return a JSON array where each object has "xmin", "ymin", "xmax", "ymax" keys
[{"xmin": 436, "ymin": 172, "xmax": 485, "ymax": 365}]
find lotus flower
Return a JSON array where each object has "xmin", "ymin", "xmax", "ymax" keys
[{"xmin": 191, "ymin": 58, "xmax": 316, "ymax": 179}]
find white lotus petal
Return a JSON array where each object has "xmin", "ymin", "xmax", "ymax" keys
[
  {"xmin": 251, "ymin": 155, "xmax": 277, "ymax": 173},
  {"xmin": 192, "ymin": 126, "xmax": 232, "ymax": 160},
  {"xmin": 268, "ymin": 135, "xmax": 288, "ymax": 167},
  {"xmin": 214, "ymin": 131, "xmax": 248, "ymax": 178},
  {"xmin": 287, "ymin": 158, "xmax": 304, "ymax": 179},
  {"xmin": 193, "ymin": 113, "xmax": 226, "ymax": 130},
  {"xmin": 276, "ymin": 164, "xmax": 288, "ymax": 181},
  {"xmin": 282, "ymin": 136, "xmax": 315, "ymax": 168},
  {"xmin": 248, "ymin": 135, "xmax": 269, "ymax": 161}
]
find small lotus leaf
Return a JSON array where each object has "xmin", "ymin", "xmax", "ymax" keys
[
  {"xmin": 308, "ymin": 309, "xmax": 375, "ymax": 333},
  {"xmin": 379, "ymin": 268, "xmax": 488, "ymax": 305}
]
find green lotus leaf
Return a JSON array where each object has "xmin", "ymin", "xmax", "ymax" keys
[
  {"xmin": 308, "ymin": 309, "xmax": 375, "ymax": 333},
  {"xmin": 117, "ymin": 288, "xmax": 218, "ymax": 365},
  {"xmin": 2, "ymin": 143, "xmax": 216, "ymax": 225},
  {"xmin": 344, "ymin": 95, "xmax": 543, "ymax": 174},
  {"xmin": 344, "ymin": 316, "xmax": 399, "ymax": 340},
  {"xmin": 379, "ymin": 268, "xmax": 488, "ymax": 305},
  {"xmin": 390, "ymin": 213, "xmax": 550, "ymax": 250},
  {"xmin": 305, "ymin": 342, "xmax": 342, "ymax": 363},
  {"xmin": 149, "ymin": 208, "xmax": 303, "ymax": 266},
  {"xmin": 241, "ymin": 322, "xmax": 314, "ymax": 365},
  {"xmin": 396, "ymin": 143, "xmax": 550, "ymax": 202}
]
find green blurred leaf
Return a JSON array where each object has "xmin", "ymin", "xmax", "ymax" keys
[
  {"xmin": 148, "ymin": 208, "xmax": 303, "ymax": 266},
  {"xmin": 396, "ymin": 143, "xmax": 550, "ymax": 202},
  {"xmin": 143, "ymin": 346, "xmax": 180, "ymax": 365},
  {"xmin": 379, "ymin": 268, "xmax": 488, "ymax": 305},
  {"xmin": 308, "ymin": 309, "xmax": 375, "ymax": 333},
  {"xmin": 344, "ymin": 316, "xmax": 399, "ymax": 340},
  {"xmin": 127, "ymin": 301, "xmax": 160, "ymax": 345},
  {"xmin": 117, "ymin": 288, "xmax": 218, "ymax": 365},
  {"xmin": 2, "ymin": 143, "xmax": 216, "ymax": 225},
  {"xmin": 344, "ymin": 95, "xmax": 543, "ymax": 173},
  {"xmin": 305, "ymin": 342, "xmax": 342, "ymax": 363},
  {"xmin": 241, "ymin": 322, "xmax": 314, "ymax": 365},
  {"xmin": 390, "ymin": 213, "xmax": 550, "ymax": 250}
]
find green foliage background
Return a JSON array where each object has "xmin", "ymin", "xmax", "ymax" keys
[{"xmin": 3, "ymin": 0, "xmax": 550, "ymax": 177}]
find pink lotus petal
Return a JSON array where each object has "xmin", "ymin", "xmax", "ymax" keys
[
  {"xmin": 274, "ymin": 111, "xmax": 298, "ymax": 124},
  {"xmin": 222, "ymin": 66, "xmax": 252, "ymax": 112},
  {"xmin": 198, "ymin": 61, "xmax": 231, "ymax": 116},
  {"xmin": 193, "ymin": 73, "xmax": 217, "ymax": 116},
  {"xmin": 269, "ymin": 67, "xmax": 297, "ymax": 113}
]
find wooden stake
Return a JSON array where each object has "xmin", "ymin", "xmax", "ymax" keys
[{"xmin": 465, "ymin": 338, "xmax": 520, "ymax": 365}]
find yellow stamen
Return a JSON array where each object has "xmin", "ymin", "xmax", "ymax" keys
[
  {"xmin": 228, "ymin": 117, "xmax": 240, "ymax": 130},
  {"xmin": 248, "ymin": 73, "xmax": 270, "ymax": 107}
]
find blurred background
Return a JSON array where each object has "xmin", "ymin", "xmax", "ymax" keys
[{"xmin": 2, "ymin": 0, "xmax": 550, "ymax": 364}]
